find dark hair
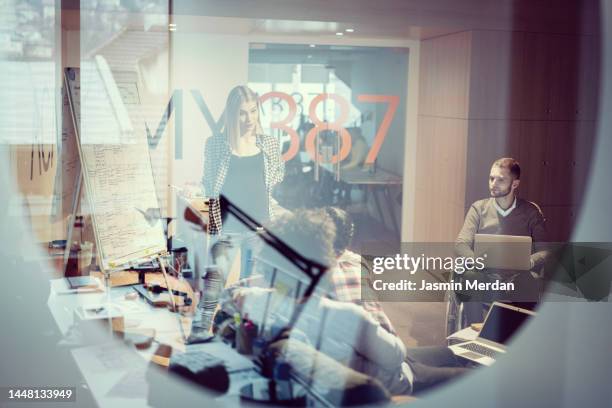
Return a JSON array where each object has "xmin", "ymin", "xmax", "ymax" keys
[
  {"xmin": 492, "ymin": 157, "xmax": 521, "ymax": 180},
  {"xmin": 262, "ymin": 209, "xmax": 336, "ymax": 271},
  {"xmin": 324, "ymin": 207, "xmax": 354, "ymax": 256}
]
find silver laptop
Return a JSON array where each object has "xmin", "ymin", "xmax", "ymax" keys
[
  {"xmin": 450, "ymin": 302, "xmax": 535, "ymax": 366},
  {"xmin": 474, "ymin": 233, "xmax": 532, "ymax": 270}
]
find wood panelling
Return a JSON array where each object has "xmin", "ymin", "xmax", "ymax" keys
[
  {"xmin": 544, "ymin": 121, "xmax": 575, "ymax": 206},
  {"xmin": 548, "ymin": 34, "xmax": 581, "ymax": 121},
  {"xmin": 414, "ymin": 116, "xmax": 468, "ymax": 242},
  {"xmin": 517, "ymin": 121, "xmax": 548, "ymax": 207},
  {"xmin": 513, "ymin": 120, "xmax": 595, "ymax": 240},
  {"xmin": 572, "ymin": 120, "xmax": 596, "ymax": 205},
  {"xmin": 415, "ymin": 116, "xmax": 436, "ymax": 193},
  {"xmin": 468, "ymin": 31, "xmax": 524, "ymax": 120},
  {"xmin": 415, "ymin": 28, "xmax": 598, "ymax": 244},
  {"xmin": 518, "ymin": 33, "xmax": 596, "ymax": 121},
  {"xmin": 415, "ymin": 117, "xmax": 467, "ymax": 242},
  {"xmin": 414, "ymin": 187, "xmax": 466, "ymax": 243},
  {"xmin": 439, "ymin": 32, "xmax": 471, "ymax": 119},
  {"xmin": 413, "ymin": 186, "xmax": 433, "ymax": 241},
  {"xmin": 433, "ymin": 118, "xmax": 468, "ymax": 207},
  {"xmin": 519, "ymin": 32, "xmax": 553, "ymax": 120},
  {"xmin": 576, "ymin": 35, "xmax": 600, "ymax": 120},
  {"xmin": 419, "ymin": 31, "xmax": 471, "ymax": 118},
  {"xmin": 517, "ymin": 121, "xmax": 595, "ymax": 208},
  {"xmin": 415, "ymin": 30, "xmax": 472, "ymax": 242},
  {"xmin": 418, "ymin": 40, "xmax": 436, "ymax": 116},
  {"xmin": 541, "ymin": 206, "xmax": 576, "ymax": 242}
]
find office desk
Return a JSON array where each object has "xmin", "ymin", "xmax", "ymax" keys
[
  {"xmin": 47, "ymin": 280, "xmax": 333, "ymax": 407},
  {"xmin": 47, "ymin": 279, "xmax": 259, "ymax": 407}
]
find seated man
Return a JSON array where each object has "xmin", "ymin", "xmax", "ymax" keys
[{"xmin": 453, "ymin": 157, "xmax": 549, "ymax": 329}]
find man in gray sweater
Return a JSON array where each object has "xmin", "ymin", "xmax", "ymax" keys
[
  {"xmin": 456, "ymin": 157, "xmax": 548, "ymax": 271},
  {"xmin": 452, "ymin": 158, "xmax": 548, "ymax": 327}
]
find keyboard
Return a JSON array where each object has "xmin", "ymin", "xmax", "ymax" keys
[
  {"xmin": 459, "ymin": 342, "xmax": 499, "ymax": 358},
  {"xmin": 171, "ymin": 342, "xmax": 256, "ymax": 373},
  {"xmin": 170, "ymin": 349, "xmax": 225, "ymax": 373}
]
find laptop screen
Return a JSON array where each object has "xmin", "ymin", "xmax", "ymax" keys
[{"xmin": 479, "ymin": 304, "xmax": 532, "ymax": 345}]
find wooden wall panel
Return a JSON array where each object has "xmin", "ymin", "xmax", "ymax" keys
[
  {"xmin": 576, "ymin": 35, "xmax": 600, "ymax": 121},
  {"xmin": 418, "ymin": 40, "xmax": 436, "ymax": 116},
  {"xmin": 419, "ymin": 31, "xmax": 471, "ymax": 119},
  {"xmin": 437, "ymin": 32, "xmax": 472, "ymax": 119},
  {"xmin": 544, "ymin": 121, "xmax": 574, "ymax": 206},
  {"xmin": 520, "ymin": 33, "xmax": 552, "ymax": 120},
  {"xmin": 413, "ymin": 116, "xmax": 468, "ymax": 242},
  {"xmin": 469, "ymin": 31, "xmax": 524, "ymax": 119},
  {"xmin": 413, "ymin": 186, "xmax": 433, "ymax": 242},
  {"xmin": 572, "ymin": 120, "xmax": 596, "ymax": 205},
  {"xmin": 549, "ymin": 34, "xmax": 580, "ymax": 121},
  {"xmin": 415, "ymin": 28, "xmax": 597, "ymax": 244},
  {"xmin": 432, "ymin": 118, "xmax": 468, "ymax": 207},
  {"xmin": 415, "ymin": 116, "xmax": 436, "ymax": 193},
  {"xmin": 541, "ymin": 205, "xmax": 575, "ymax": 242},
  {"xmin": 415, "ymin": 31, "xmax": 472, "ymax": 242},
  {"xmin": 517, "ymin": 121, "xmax": 548, "ymax": 207}
]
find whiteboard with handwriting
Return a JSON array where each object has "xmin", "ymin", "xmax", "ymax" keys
[{"xmin": 64, "ymin": 60, "xmax": 166, "ymax": 271}]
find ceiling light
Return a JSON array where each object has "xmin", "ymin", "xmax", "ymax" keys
[
  {"xmin": 309, "ymin": 44, "xmax": 316, "ymax": 48},
  {"xmin": 345, "ymin": 28, "xmax": 354, "ymax": 33},
  {"xmin": 335, "ymin": 32, "xmax": 344, "ymax": 36}
]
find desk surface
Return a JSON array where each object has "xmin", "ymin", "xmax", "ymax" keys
[
  {"xmin": 47, "ymin": 279, "xmax": 321, "ymax": 407},
  {"xmin": 339, "ymin": 167, "xmax": 402, "ymax": 185},
  {"xmin": 319, "ymin": 164, "xmax": 402, "ymax": 185}
]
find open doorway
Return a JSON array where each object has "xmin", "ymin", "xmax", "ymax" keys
[{"xmin": 249, "ymin": 43, "xmax": 409, "ymax": 244}]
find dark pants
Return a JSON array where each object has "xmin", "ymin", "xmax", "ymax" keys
[{"xmin": 406, "ymin": 346, "xmax": 470, "ymax": 395}]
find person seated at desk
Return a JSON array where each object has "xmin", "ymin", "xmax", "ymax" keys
[
  {"xmin": 321, "ymin": 207, "xmax": 395, "ymax": 334},
  {"xmin": 453, "ymin": 157, "xmax": 549, "ymax": 328},
  {"xmin": 219, "ymin": 209, "xmax": 470, "ymax": 398}
]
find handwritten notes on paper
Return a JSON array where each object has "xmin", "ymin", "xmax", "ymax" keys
[{"xmin": 64, "ymin": 61, "xmax": 166, "ymax": 271}]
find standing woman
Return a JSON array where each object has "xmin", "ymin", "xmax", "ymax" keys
[
  {"xmin": 191, "ymin": 86, "xmax": 284, "ymax": 339},
  {"xmin": 203, "ymin": 85, "xmax": 284, "ymax": 234}
]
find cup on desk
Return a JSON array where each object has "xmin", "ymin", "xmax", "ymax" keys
[{"xmin": 78, "ymin": 241, "xmax": 93, "ymax": 274}]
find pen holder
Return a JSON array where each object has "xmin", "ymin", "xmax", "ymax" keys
[
  {"xmin": 65, "ymin": 241, "xmax": 94, "ymax": 276},
  {"xmin": 236, "ymin": 321, "xmax": 258, "ymax": 355}
]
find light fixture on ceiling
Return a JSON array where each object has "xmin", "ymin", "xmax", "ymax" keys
[
  {"xmin": 309, "ymin": 44, "xmax": 316, "ymax": 48},
  {"xmin": 335, "ymin": 32, "xmax": 344, "ymax": 36},
  {"xmin": 168, "ymin": 23, "xmax": 176, "ymax": 32},
  {"xmin": 345, "ymin": 28, "xmax": 355, "ymax": 33}
]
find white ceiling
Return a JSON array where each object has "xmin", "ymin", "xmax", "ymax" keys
[{"xmin": 61, "ymin": 0, "xmax": 598, "ymax": 38}]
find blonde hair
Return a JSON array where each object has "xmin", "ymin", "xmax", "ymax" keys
[{"xmin": 224, "ymin": 85, "xmax": 262, "ymax": 151}]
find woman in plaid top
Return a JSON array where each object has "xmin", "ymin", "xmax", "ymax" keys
[
  {"xmin": 203, "ymin": 85, "xmax": 284, "ymax": 235},
  {"xmin": 191, "ymin": 86, "xmax": 285, "ymax": 339}
]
